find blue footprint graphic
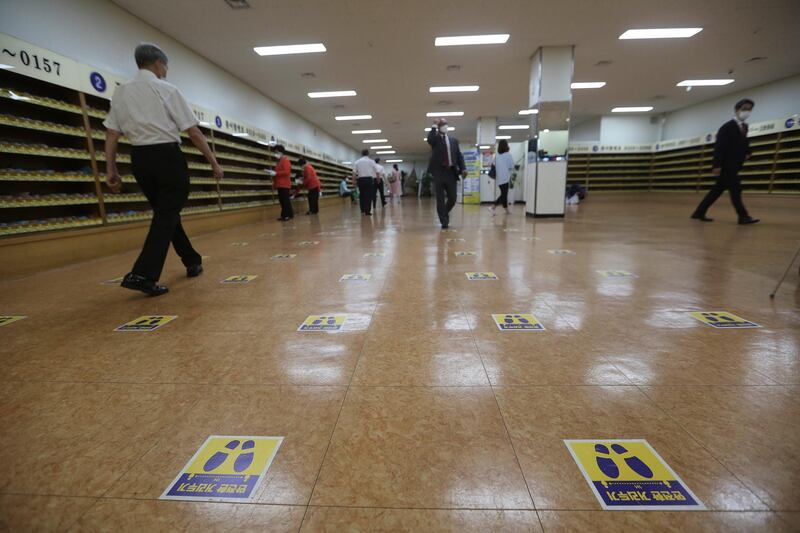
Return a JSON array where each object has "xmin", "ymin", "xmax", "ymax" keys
[
  {"xmin": 234, "ymin": 440, "xmax": 255, "ymax": 472},
  {"xmin": 595, "ymin": 444, "xmax": 620, "ymax": 478},
  {"xmin": 595, "ymin": 443, "xmax": 654, "ymax": 479},
  {"xmin": 203, "ymin": 439, "xmax": 240, "ymax": 472},
  {"xmin": 611, "ymin": 444, "xmax": 654, "ymax": 478}
]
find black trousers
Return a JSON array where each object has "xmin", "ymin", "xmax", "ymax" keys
[
  {"xmin": 357, "ymin": 177, "xmax": 374, "ymax": 214},
  {"xmin": 307, "ymin": 187, "xmax": 320, "ymax": 214},
  {"xmin": 494, "ymin": 183, "xmax": 509, "ymax": 208},
  {"xmin": 693, "ymin": 171, "xmax": 750, "ymax": 219},
  {"xmin": 433, "ymin": 168, "xmax": 458, "ymax": 225},
  {"xmin": 130, "ymin": 142, "xmax": 201, "ymax": 281},
  {"xmin": 277, "ymin": 187, "xmax": 293, "ymax": 219},
  {"xmin": 372, "ymin": 178, "xmax": 386, "ymax": 208}
]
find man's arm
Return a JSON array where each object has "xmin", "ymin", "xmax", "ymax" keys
[
  {"xmin": 104, "ymin": 129, "xmax": 122, "ymax": 193},
  {"xmin": 711, "ymin": 123, "xmax": 729, "ymax": 177},
  {"xmin": 186, "ymin": 126, "xmax": 223, "ymax": 180},
  {"xmin": 457, "ymin": 145, "xmax": 467, "ymax": 177}
]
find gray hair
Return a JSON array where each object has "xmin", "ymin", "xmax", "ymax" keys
[{"xmin": 135, "ymin": 43, "xmax": 168, "ymax": 68}]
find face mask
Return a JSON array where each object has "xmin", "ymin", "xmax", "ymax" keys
[
  {"xmin": 737, "ymin": 110, "xmax": 751, "ymax": 121},
  {"xmin": 439, "ymin": 125, "xmax": 449, "ymax": 134}
]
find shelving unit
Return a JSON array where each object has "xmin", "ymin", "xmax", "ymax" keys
[
  {"xmin": 568, "ymin": 128, "xmax": 800, "ymax": 195},
  {"xmin": 1, "ymin": 68, "xmax": 354, "ymax": 238}
]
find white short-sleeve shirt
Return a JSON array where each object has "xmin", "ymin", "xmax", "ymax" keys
[
  {"xmin": 353, "ymin": 156, "xmax": 377, "ymax": 178},
  {"xmin": 103, "ymin": 69, "xmax": 198, "ymax": 145}
]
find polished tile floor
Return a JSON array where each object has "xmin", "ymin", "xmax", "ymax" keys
[{"xmin": 1, "ymin": 193, "xmax": 798, "ymax": 532}]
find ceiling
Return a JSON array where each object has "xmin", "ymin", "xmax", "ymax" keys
[{"xmin": 113, "ymin": 0, "xmax": 799, "ymax": 159}]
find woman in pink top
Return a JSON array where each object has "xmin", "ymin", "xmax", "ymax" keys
[{"xmin": 389, "ymin": 164, "xmax": 402, "ymax": 199}]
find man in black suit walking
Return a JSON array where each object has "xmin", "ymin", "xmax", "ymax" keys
[
  {"xmin": 691, "ymin": 98, "xmax": 759, "ymax": 225},
  {"xmin": 427, "ymin": 118, "xmax": 467, "ymax": 228}
]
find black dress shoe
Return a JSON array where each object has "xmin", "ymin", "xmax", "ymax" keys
[
  {"xmin": 691, "ymin": 213, "xmax": 713, "ymax": 222},
  {"xmin": 442, "ymin": 223, "xmax": 449, "ymax": 229},
  {"xmin": 739, "ymin": 217, "xmax": 760, "ymax": 225},
  {"xmin": 121, "ymin": 273, "xmax": 169, "ymax": 296},
  {"xmin": 186, "ymin": 264, "xmax": 203, "ymax": 278}
]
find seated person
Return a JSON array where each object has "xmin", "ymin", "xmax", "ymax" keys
[{"xmin": 339, "ymin": 178, "xmax": 356, "ymax": 202}]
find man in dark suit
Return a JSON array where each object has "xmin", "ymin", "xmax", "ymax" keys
[
  {"xmin": 427, "ymin": 118, "xmax": 467, "ymax": 228},
  {"xmin": 691, "ymin": 98, "xmax": 759, "ymax": 225}
]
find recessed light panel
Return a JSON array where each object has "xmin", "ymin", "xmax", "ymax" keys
[
  {"xmin": 612, "ymin": 106, "xmax": 654, "ymax": 112},
  {"xmin": 518, "ymin": 109, "xmax": 539, "ymax": 115},
  {"xmin": 571, "ymin": 82, "xmax": 606, "ymax": 89},
  {"xmin": 426, "ymin": 111, "xmax": 464, "ymax": 117},
  {"xmin": 335, "ymin": 115, "xmax": 372, "ymax": 121},
  {"xmin": 619, "ymin": 28, "xmax": 702, "ymax": 39},
  {"xmin": 352, "ymin": 129, "xmax": 381, "ymax": 134},
  {"xmin": 435, "ymin": 34, "xmax": 510, "ymax": 46},
  {"xmin": 254, "ymin": 43, "xmax": 327, "ymax": 56},
  {"xmin": 676, "ymin": 79, "xmax": 734, "ymax": 86},
  {"xmin": 308, "ymin": 90, "xmax": 357, "ymax": 98},
  {"xmin": 429, "ymin": 86, "xmax": 479, "ymax": 93}
]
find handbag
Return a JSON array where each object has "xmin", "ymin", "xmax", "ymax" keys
[{"xmin": 488, "ymin": 164, "xmax": 496, "ymax": 179}]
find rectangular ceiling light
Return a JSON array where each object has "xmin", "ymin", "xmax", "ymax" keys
[
  {"xmin": 479, "ymin": 145, "xmax": 491, "ymax": 149},
  {"xmin": 429, "ymin": 85, "xmax": 480, "ymax": 92},
  {"xmin": 376, "ymin": 150, "xmax": 396, "ymax": 155},
  {"xmin": 254, "ymin": 43, "xmax": 327, "ymax": 56},
  {"xmin": 386, "ymin": 159, "xmax": 403, "ymax": 163},
  {"xmin": 495, "ymin": 135, "xmax": 512, "ymax": 139},
  {"xmin": 571, "ymin": 81, "xmax": 606, "ymax": 89},
  {"xmin": 426, "ymin": 111, "xmax": 464, "ymax": 117},
  {"xmin": 370, "ymin": 145, "xmax": 392, "ymax": 149},
  {"xmin": 425, "ymin": 126, "xmax": 455, "ymax": 131},
  {"xmin": 677, "ymin": 79, "xmax": 734, "ymax": 86},
  {"xmin": 518, "ymin": 109, "xmax": 539, "ymax": 115},
  {"xmin": 352, "ymin": 129, "xmax": 381, "ymax": 134},
  {"xmin": 619, "ymin": 28, "xmax": 702, "ymax": 40},
  {"xmin": 612, "ymin": 106, "xmax": 654, "ymax": 112},
  {"xmin": 435, "ymin": 34, "xmax": 510, "ymax": 46},
  {"xmin": 362, "ymin": 139, "xmax": 388, "ymax": 143},
  {"xmin": 308, "ymin": 90, "xmax": 357, "ymax": 98},
  {"xmin": 498, "ymin": 125, "xmax": 529, "ymax": 130},
  {"xmin": 335, "ymin": 115, "xmax": 372, "ymax": 121}
]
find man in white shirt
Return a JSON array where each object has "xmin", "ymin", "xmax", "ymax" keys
[
  {"xmin": 104, "ymin": 43, "xmax": 223, "ymax": 296},
  {"xmin": 372, "ymin": 157, "xmax": 387, "ymax": 210},
  {"xmin": 351, "ymin": 149, "xmax": 377, "ymax": 216}
]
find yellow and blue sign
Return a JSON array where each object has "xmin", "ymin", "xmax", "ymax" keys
[
  {"xmin": 271, "ymin": 253, "xmax": 296, "ymax": 260},
  {"xmin": 565, "ymin": 439, "xmax": 705, "ymax": 511},
  {"xmin": 221, "ymin": 275, "xmax": 257, "ymax": 284},
  {"xmin": 492, "ymin": 314, "xmax": 545, "ymax": 331},
  {"xmin": 115, "ymin": 315, "xmax": 177, "ymax": 332},
  {"xmin": 339, "ymin": 274, "xmax": 371, "ymax": 282},
  {"xmin": 597, "ymin": 270, "xmax": 637, "ymax": 278},
  {"xmin": 689, "ymin": 311, "xmax": 760, "ymax": 329},
  {"xmin": 454, "ymin": 251, "xmax": 478, "ymax": 257},
  {"xmin": 0, "ymin": 316, "xmax": 27, "ymax": 327},
  {"xmin": 549, "ymin": 249, "xmax": 575, "ymax": 255},
  {"xmin": 363, "ymin": 252, "xmax": 385, "ymax": 258},
  {"xmin": 298, "ymin": 314, "xmax": 347, "ymax": 332},
  {"xmin": 466, "ymin": 272, "xmax": 498, "ymax": 281},
  {"xmin": 161, "ymin": 435, "xmax": 282, "ymax": 503}
]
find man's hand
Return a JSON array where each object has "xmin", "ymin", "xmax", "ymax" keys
[
  {"xmin": 461, "ymin": 170, "xmax": 468, "ymax": 178},
  {"xmin": 712, "ymin": 167, "xmax": 721, "ymax": 177},
  {"xmin": 212, "ymin": 163, "xmax": 224, "ymax": 181},
  {"xmin": 106, "ymin": 172, "xmax": 122, "ymax": 193}
]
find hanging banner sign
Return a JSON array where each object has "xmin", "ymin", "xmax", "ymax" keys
[{"xmin": 461, "ymin": 150, "xmax": 481, "ymax": 204}]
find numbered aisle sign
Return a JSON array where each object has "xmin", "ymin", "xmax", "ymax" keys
[
  {"xmin": 102, "ymin": 276, "xmax": 124, "ymax": 285},
  {"xmin": 161, "ymin": 436, "xmax": 282, "ymax": 503},
  {"xmin": 565, "ymin": 439, "xmax": 705, "ymax": 511},
  {"xmin": 688, "ymin": 311, "xmax": 760, "ymax": 329},
  {"xmin": 298, "ymin": 315, "xmax": 347, "ymax": 332},
  {"xmin": 271, "ymin": 254, "xmax": 296, "ymax": 260},
  {"xmin": 492, "ymin": 314, "xmax": 545, "ymax": 331},
  {"xmin": 597, "ymin": 270, "xmax": 637, "ymax": 278},
  {"xmin": 339, "ymin": 274, "xmax": 371, "ymax": 282},
  {"xmin": 549, "ymin": 249, "xmax": 575, "ymax": 255},
  {"xmin": 221, "ymin": 275, "xmax": 257, "ymax": 284},
  {"xmin": 454, "ymin": 251, "xmax": 478, "ymax": 257},
  {"xmin": 0, "ymin": 316, "xmax": 27, "ymax": 327},
  {"xmin": 115, "ymin": 315, "xmax": 177, "ymax": 332},
  {"xmin": 466, "ymin": 272, "xmax": 498, "ymax": 281}
]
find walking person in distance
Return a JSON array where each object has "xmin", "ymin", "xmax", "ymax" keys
[
  {"xmin": 373, "ymin": 157, "xmax": 387, "ymax": 210},
  {"xmin": 426, "ymin": 117, "xmax": 467, "ymax": 229},
  {"xmin": 299, "ymin": 157, "xmax": 321, "ymax": 215},
  {"xmin": 352, "ymin": 149, "xmax": 377, "ymax": 216},
  {"xmin": 489, "ymin": 139, "xmax": 514, "ymax": 215},
  {"xmin": 104, "ymin": 43, "xmax": 223, "ymax": 296},
  {"xmin": 272, "ymin": 144, "xmax": 293, "ymax": 221}
]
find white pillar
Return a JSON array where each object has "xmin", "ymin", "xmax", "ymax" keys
[{"xmin": 477, "ymin": 117, "xmax": 497, "ymax": 203}]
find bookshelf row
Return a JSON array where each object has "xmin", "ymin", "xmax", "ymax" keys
[
  {"xmin": 0, "ymin": 69, "xmax": 351, "ymax": 237},
  {"xmin": 567, "ymin": 128, "xmax": 800, "ymax": 194}
]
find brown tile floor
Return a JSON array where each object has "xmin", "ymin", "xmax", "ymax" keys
[{"xmin": 1, "ymin": 193, "xmax": 798, "ymax": 532}]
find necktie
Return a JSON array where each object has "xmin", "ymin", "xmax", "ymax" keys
[
  {"xmin": 741, "ymin": 122, "xmax": 748, "ymax": 136},
  {"xmin": 443, "ymin": 134, "xmax": 452, "ymax": 167}
]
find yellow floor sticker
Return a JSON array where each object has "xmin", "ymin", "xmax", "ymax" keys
[
  {"xmin": 161, "ymin": 435, "xmax": 282, "ymax": 503},
  {"xmin": 689, "ymin": 311, "xmax": 760, "ymax": 329},
  {"xmin": 549, "ymin": 249, "xmax": 575, "ymax": 255},
  {"xmin": 230, "ymin": 242, "xmax": 249, "ymax": 247},
  {"xmin": 298, "ymin": 314, "xmax": 348, "ymax": 332},
  {"xmin": 597, "ymin": 270, "xmax": 637, "ymax": 278},
  {"xmin": 446, "ymin": 238, "xmax": 465, "ymax": 243},
  {"xmin": 454, "ymin": 251, "xmax": 478, "ymax": 257},
  {"xmin": 363, "ymin": 252, "xmax": 385, "ymax": 257},
  {"xmin": 298, "ymin": 241, "xmax": 320, "ymax": 245},
  {"xmin": 115, "ymin": 315, "xmax": 177, "ymax": 332},
  {"xmin": 339, "ymin": 274, "xmax": 372, "ymax": 282},
  {"xmin": 221, "ymin": 275, "xmax": 257, "ymax": 284},
  {"xmin": 271, "ymin": 253, "xmax": 296, "ymax": 260},
  {"xmin": 565, "ymin": 439, "xmax": 705, "ymax": 511},
  {"xmin": 0, "ymin": 316, "xmax": 27, "ymax": 327},
  {"xmin": 492, "ymin": 313, "xmax": 545, "ymax": 331},
  {"xmin": 102, "ymin": 276, "xmax": 124, "ymax": 285},
  {"xmin": 466, "ymin": 272, "xmax": 498, "ymax": 281}
]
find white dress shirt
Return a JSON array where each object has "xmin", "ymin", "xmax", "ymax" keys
[
  {"xmin": 103, "ymin": 69, "xmax": 198, "ymax": 145},
  {"xmin": 374, "ymin": 163, "xmax": 385, "ymax": 180},
  {"xmin": 353, "ymin": 156, "xmax": 377, "ymax": 178}
]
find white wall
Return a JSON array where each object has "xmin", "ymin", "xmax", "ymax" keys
[
  {"xmin": 0, "ymin": 0, "xmax": 358, "ymax": 162},
  {"xmin": 570, "ymin": 117, "xmax": 600, "ymax": 142},
  {"xmin": 600, "ymin": 115, "xmax": 660, "ymax": 145},
  {"xmin": 662, "ymin": 75, "xmax": 800, "ymax": 139}
]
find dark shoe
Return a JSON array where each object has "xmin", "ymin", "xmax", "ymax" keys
[
  {"xmin": 121, "ymin": 273, "xmax": 168, "ymax": 297},
  {"xmin": 691, "ymin": 213, "xmax": 713, "ymax": 222},
  {"xmin": 186, "ymin": 264, "xmax": 203, "ymax": 278},
  {"xmin": 442, "ymin": 223, "xmax": 449, "ymax": 229},
  {"xmin": 739, "ymin": 217, "xmax": 760, "ymax": 225}
]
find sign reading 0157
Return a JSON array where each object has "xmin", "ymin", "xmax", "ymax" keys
[{"xmin": 2, "ymin": 47, "xmax": 61, "ymax": 76}]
